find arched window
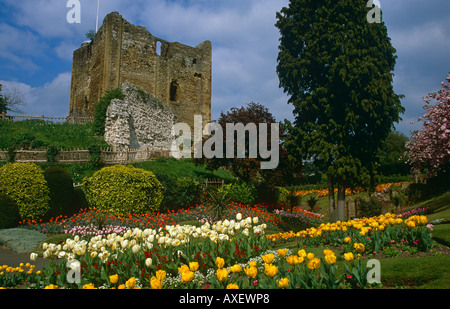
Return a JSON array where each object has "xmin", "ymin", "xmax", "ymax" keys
[{"xmin": 155, "ymin": 40, "xmax": 162, "ymax": 56}]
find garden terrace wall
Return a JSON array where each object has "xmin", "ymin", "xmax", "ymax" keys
[{"xmin": 0, "ymin": 147, "xmax": 171, "ymax": 164}]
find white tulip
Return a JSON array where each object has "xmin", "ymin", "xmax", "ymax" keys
[
  {"xmin": 236, "ymin": 213, "xmax": 242, "ymax": 221},
  {"xmin": 132, "ymin": 244, "xmax": 140, "ymax": 254},
  {"xmin": 145, "ymin": 258, "xmax": 152, "ymax": 267},
  {"xmin": 30, "ymin": 252, "xmax": 38, "ymax": 261},
  {"xmin": 90, "ymin": 251, "xmax": 98, "ymax": 258},
  {"xmin": 252, "ymin": 217, "xmax": 259, "ymax": 224}
]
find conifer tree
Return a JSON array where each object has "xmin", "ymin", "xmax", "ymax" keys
[{"xmin": 276, "ymin": 0, "xmax": 404, "ymax": 221}]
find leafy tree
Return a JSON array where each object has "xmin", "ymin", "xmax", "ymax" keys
[
  {"xmin": 276, "ymin": 0, "xmax": 404, "ymax": 221},
  {"xmin": 195, "ymin": 102, "xmax": 301, "ymax": 190},
  {"xmin": 404, "ymin": 73, "xmax": 450, "ymax": 176},
  {"xmin": 377, "ymin": 130, "xmax": 410, "ymax": 177}
]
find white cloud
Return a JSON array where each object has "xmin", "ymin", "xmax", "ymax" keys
[{"xmin": 1, "ymin": 72, "xmax": 71, "ymax": 116}]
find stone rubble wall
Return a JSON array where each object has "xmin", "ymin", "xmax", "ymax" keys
[{"xmin": 104, "ymin": 82, "xmax": 175, "ymax": 151}]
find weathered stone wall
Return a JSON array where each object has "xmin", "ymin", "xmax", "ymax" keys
[
  {"xmin": 69, "ymin": 11, "xmax": 211, "ymax": 129},
  {"xmin": 104, "ymin": 82, "xmax": 174, "ymax": 150}
]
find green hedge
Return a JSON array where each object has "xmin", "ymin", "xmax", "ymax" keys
[
  {"xmin": 83, "ymin": 165, "xmax": 163, "ymax": 215},
  {"xmin": 43, "ymin": 166, "xmax": 77, "ymax": 219},
  {"xmin": 0, "ymin": 193, "xmax": 20, "ymax": 229},
  {"xmin": 0, "ymin": 163, "xmax": 50, "ymax": 221}
]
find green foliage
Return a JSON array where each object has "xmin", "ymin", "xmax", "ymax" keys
[
  {"xmin": 46, "ymin": 146, "xmax": 59, "ymax": 163},
  {"xmin": 43, "ymin": 166, "xmax": 77, "ymax": 219},
  {"xmin": 276, "ymin": 0, "xmax": 404, "ymax": 220},
  {"xmin": 307, "ymin": 195, "xmax": 318, "ymax": 211},
  {"xmin": 156, "ymin": 174, "xmax": 202, "ymax": 211},
  {"xmin": 226, "ymin": 182, "xmax": 257, "ymax": 206},
  {"xmin": 0, "ymin": 163, "xmax": 50, "ymax": 221},
  {"xmin": 83, "ymin": 165, "xmax": 163, "ymax": 215},
  {"xmin": 0, "ymin": 120, "xmax": 109, "ymax": 150},
  {"xmin": 274, "ymin": 186, "xmax": 290, "ymax": 205},
  {"xmin": 93, "ymin": 88, "xmax": 125, "ymax": 136},
  {"xmin": 206, "ymin": 186, "xmax": 232, "ymax": 219},
  {"xmin": 88, "ymin": 144, "xmax": 103, "ymax": 167},
  {"xmin": 358, "ymin": 196, "xmax": 382, "ymax": 218},
  {"xmin": 0, "ymin": 192, "xmax": 20, "ymax": 229}
]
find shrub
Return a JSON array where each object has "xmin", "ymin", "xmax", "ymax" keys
[
  {"xmin": 46, "ymin": 145, "xmax": 59, "ymax": 163},
  {"xmin": 357, "ymin": 196, "xmax": 382, "ymax": 218},
  {"xmin": 274, "ymin": 186, "xmax": 290, "ymax": 205},
  {"xmin": 156, "ymin": 174, "xmax": 202, "ymax": 211},
  {"xmin": 0, "ymin": 193, "xmax": 20, "ymax": 229},
  {"xmin": 43, "ymin": 166, "xmax": 77, "ymax": 218},
  {"xmin": 93, "ymin": 88, "xmax": 125, "ymax": 136},
  {"xmin": 83, "ymin": 165, "xmax": 163, "ymax": 215},
  {"xmin": 0, "ymin": 163, "xmax": 50, "ymax": 220},
  {"xmin": 226, "ymin": 182, "xmax": 256, "ymax": 206},
  {"xmin": 88, "ymin": 144, "xmax": 103, "ymax": 167}
]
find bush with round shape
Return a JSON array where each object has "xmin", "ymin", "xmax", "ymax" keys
[
  {"xmin": 0, "ymin": 163, "xmax": 50, "ymax": 221},
  {"xmin": 83, "ymin": 164, "xmax": 163, "ymax": 215},
  {"xmin": 0, "ymin": 193, "xmax": 20, "ymax": 229},
  {"xmin": 43, "ymin": 166, "xmax": 77, "ymax": 218}
]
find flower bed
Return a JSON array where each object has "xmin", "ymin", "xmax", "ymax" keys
[{"xmin": 2, "ymin": 207, "xmax": 438, "ymax": 289}]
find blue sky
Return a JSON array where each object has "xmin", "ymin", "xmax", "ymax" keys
[{"xmin": 1, "ymin": 0, "xmax": 449, "ymax": 137}]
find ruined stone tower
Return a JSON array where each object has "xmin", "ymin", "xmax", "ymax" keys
[{"xmin": 68, "ymin": 11, "xmax": 212, "ymax": 129}]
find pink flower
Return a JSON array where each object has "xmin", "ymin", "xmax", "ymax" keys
[{"xmin": 427, "ymin": 224, "xmax": 434, "ymax": 231}]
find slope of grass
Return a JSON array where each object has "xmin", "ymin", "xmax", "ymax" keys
[
  {"xmin": 380, "ymin": 255, "xmax": 450, "ymax": 289},
  {"xmin": 0, "ymin": 120, "xmax": 109, "ymax": 149}
]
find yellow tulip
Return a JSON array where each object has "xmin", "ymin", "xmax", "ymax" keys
[
  {"xmin": 264, "ymin": 263, "xmax": 278, "ymax": 278},
  {"xmin": 216, "ymin": 268, "xmax": 228, "ymax": 282},
  {"xmin": 307, "ymin": 258, "xmax": 321, "ymax": 270},
  {"xmin": 189, "ymin": 262, "xmax": 199, "ymax": 272},
  {"xmin": 286, "ymin": 255, "xmax": 299, "ymax": 265},
  {"xmin": 178, "ymin": 264, "xmax": 190, "ymax": 274},
  {"xmin": 344, "ymin": 237, "xmax": 351, "ymax": 243},
  {"xmin": 323, "ymin": 249, "xmax": 334, "ymax": 256},
  {"xmin": 150, "ymin": 277, "xmax": 163, "ymax": 289},
  {"xmin": 181, "ymin": 270, "xmax": 195, "ymax": 283},
  {"xmin": 298, "ymin": 249, "xmax": 307, "ymax": 258},
  {"xmin": 406, "ymin": 220, "xmax": 416, "ymax": 228},
  {"xmin": 344, "ymin": 252, "xmax": 354, "ymax": 262},
  {"xmin": 109, "ymin": 274, "xmax": 119, "ymax": 284},
  {"xmin": 126, "ymin": 277, "xmax": 136, "ymax": 289},
  {"xmin": 215, "ymin": 257, "xmax": 225, "ymax": 269},
  {"xmin": 249, "ymin": 260, "xmax": 257, "ymax": 268},
  {"xmin": 226, "ymin": 283, "xmax": 239, "ymax": 289},
  {"xmin": 307, "ymin": 252, "xmax": 315, "ymax": 260},
  {"xmin": 277, "ymin": 249, "xmax": 287, "ymax": 258},
  {"xmin": 277, "ymin": 278, "xmax": 289, "ymax": 289},
  {"xmin": 244, "ymin": 266, "xmax": 257, "ymax": 278},
  {"xmin": 230, "ymin": 264, "xmax": 242, "ymax": 273},
  {"xmin": 324, "ymin": 253, "xmax": 337, "ymax": 265},
  {"xmin": 262, "ymin": 254, "xmax": 275, "ymax": 264},
  {"xmin": 354, "ymin": 243, "xmax": 365, "ymax": 253},
  {"xmin": 83, "ymin": 283, "xmax": 96, "ymax": 289}
]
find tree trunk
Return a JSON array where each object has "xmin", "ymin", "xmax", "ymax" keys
[
  {"xmin": 327, "ymin": 174, "xmax": 336, "ymax": 222},
  {"xmin": 336, "ymin": 182, "xmax": 346, "ymax": 222}
]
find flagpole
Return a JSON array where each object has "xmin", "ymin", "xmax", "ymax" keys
[{"xmin": 95, "ymin": 0, "xmax": 100, "ymax": 33}]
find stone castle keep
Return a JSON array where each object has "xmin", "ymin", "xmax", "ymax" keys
[{"xmin": 68, "ymin": 11, "xmax": 212, "ymax": 130}]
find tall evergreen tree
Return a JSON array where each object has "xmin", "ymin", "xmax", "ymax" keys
[{"xmin": 276, "ymin": 0, "xmax": 404, "ymax": 221}]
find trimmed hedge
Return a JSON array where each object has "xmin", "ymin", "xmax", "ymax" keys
[
  {"xmin": 43, "ymin": 166, "xmax": 77, "ymax": 219},
  {"xmin": 0, "ymin": 163, "xmax": 50, "ymax": 221},
  {"xmin": 83, "ymin": 165, "xmax": 163, "ymax": 215},
  {"xmin": 0, "ymin": 193, "xmax": 20, "ymax": 229}
]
